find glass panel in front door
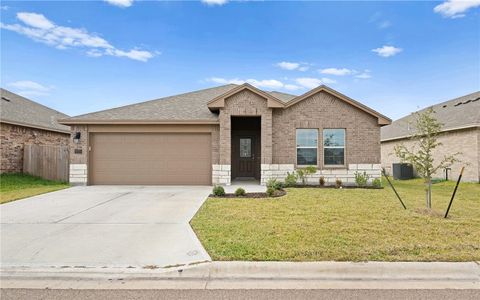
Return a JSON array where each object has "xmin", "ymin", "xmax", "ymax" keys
[{"xmin": 240, "ymin": 138, "xmax": 252, "ymax": 158}]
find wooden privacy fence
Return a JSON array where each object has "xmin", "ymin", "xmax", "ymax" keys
[{"xmin": 23, "ymin": 144, "xmax": 69, "ymax": 182}]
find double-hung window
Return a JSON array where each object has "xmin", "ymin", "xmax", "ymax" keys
[
  {"xmin": 323, "ymin": 129, "xmax": 345, "ymax": 166},
  {"xmin": 296, "ymin": 129, "xmax": 318, "ymax": 166}
]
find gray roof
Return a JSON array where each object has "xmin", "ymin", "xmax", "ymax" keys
[
  {"xmin": 381, "ymin": 91, "xmax": 480, "ymax": 141},
  {"xmin": 1, "ymin": 88, "xmax": 70, "ymax": 133},
  {"xmin": 64, "ymin": 84, "xmax": 239, "ymax": 122},
  {"xmin": 267, "ymin": 91, "xmax": 297, "ymax": 102}
]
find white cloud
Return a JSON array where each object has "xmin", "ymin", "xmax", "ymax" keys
[
  {"xmin": 319, "ymin": 68, "xmax": 353, "ymax": 76},
  {"xmin": 276, "ymin": 61, "xmax": 309, "ymax": 71},
  {"xmin": 17, "ymin": 12, "xmax": 55, "ymax": 29},
  {"xmin": 295, "ymin": 77, "xmax": 336, "ymax": 89},
  {"xmin": 276, "ymin": 61, "xmax": 299, "ymax": 70},
  {"xmin": 284, "ymin": 84, "xmax": 302, "ymax": 91},
  {"xmin": 104, "ymin": 0, "xmax": 134, "ymax": 8},
  {"xmin": 434, "ymin": 0, "xmax": 480, "ymax": 18},
  {"xmin": 1, "ymin": 12, "xmax": 155, "ymax": 62},
  {"xmin": 372, "ymin": 45, "xmax": 402, "ymax": 57},
  {"xmin": 207, "ymin": 77, "xmax": 303, "ymax": 91},
  {"xmin": 202, "ymin": 0, "xmax": 229, "ymax": 6},
  {"xmin": 8, "ymin": 80, "xmax": 53, "ymax": 96},
  {"xmin": 355, "ymin": 70, "xmax": 372, "ymax": 79},
  {"xmin": 378, "ymin": 20, "xmax": 391, "ymax": 29}
]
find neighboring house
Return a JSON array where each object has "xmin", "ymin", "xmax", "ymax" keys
[
  {"xmin": 381, "ymin": 91, "xmax": 480, "ymax": 183},
  {"xmin": 0, "ymin": 89, "xmax": 70, "ymax": 173},
  {"xmin": 60, "ymin": 84, "xmax": 391, "ymax": 186}
]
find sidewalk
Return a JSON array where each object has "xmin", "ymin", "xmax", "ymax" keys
[{"xmin": 1, "ymin": 261, "xmax": 479, "ymax": 290}]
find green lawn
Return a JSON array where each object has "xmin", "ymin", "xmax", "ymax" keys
[
  {"xmin": 191, "ymin": 179, "xmax": 480, "ymax": 262},
  {"xmin": 0, "ymin": 173, "xmax": 69, "ymax": 204}
]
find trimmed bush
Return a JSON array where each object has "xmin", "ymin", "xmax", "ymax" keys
[
  {"xmin": 372, "ymin": 178, "xmax": 382, "ymax": 188},
  {"xmin": 284, "ymin": 172, "xmax": 297, "ymax": 187},
  {"xmin": 266, "ymin": 187, "xmax": 275, "ymax": 197},
  {"xmin": 266, "ymin": 178, "xmax": 283, "ymax": 191},
  {"xmin": 319, "ymin": 176, "xmax": 325, "ymax": 186},
  {"xmin": 235, "ymin": 187, "xmax": 246, "ymax": 196},
  {"xmin": 354, "ymin": 171, "xmax": 370, "ymax": 187},
  {"xmin": 335, "ymin": 178, "xmax": 342, "ymax": 189},
  {"xmin": 212, "ymin": 185, "xmax": 225, "ymax": 196}
]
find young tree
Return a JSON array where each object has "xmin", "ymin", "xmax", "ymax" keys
[{"xmin": 394, "ymin": 108, "xmax": 460, "ymax": 209}]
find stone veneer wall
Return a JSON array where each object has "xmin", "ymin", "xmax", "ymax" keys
[
  {"xmin": 212, "ymin": 164, "xmax": 231, "ymax": 185},
  {"xmin": 0, "ymin": 122, "xmax": 69, "ymax": 173},
  {"xmin": 261, "ymin": 163, "xmax": 382, "ymax": 186},
  {"xmin": 381, "ymin": 127, "xmax": 479, "ymax": 183}
]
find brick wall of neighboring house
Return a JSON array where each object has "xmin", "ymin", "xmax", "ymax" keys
[
  {"xmin": 381, "ymin": 127, "xmax": 479, "ymax": 183},
  {"xmin": 272, "ymin": 90, "xmax": 381, "ymax": 167},
  {"xmin": 0, "ymin": 122, "xmax": 69, "ymax": 173}
]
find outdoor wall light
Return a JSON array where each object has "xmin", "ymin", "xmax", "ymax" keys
[{"xmin": 73, "ymin": 132, "xmax": 81, "ymax": 144}]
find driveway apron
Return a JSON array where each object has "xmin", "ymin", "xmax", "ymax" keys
[{"xmin": 0, "ymin": 186, "xmax": 211, "ymax": 268}]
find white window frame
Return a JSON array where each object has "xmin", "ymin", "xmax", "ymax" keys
[
  {"xmin": 296, "ymin": 129, "xmax": 318, "ymax": 167},
  {"xmin": 323, "ymin": 128, "xmax": 346, "ymax": 167}
]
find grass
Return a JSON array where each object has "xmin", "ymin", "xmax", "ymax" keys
[
  {"xmin": 0, "ymin": 173, "xmax": 69, "ymax": 204},
  {"xmin": 191, "ymin": 178, "xmax": 480, "ymax": 262}
]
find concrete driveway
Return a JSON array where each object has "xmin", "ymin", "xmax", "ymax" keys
[{"xmin": 0, "ymin": 186, "xmax": 212, "ymax": 268}]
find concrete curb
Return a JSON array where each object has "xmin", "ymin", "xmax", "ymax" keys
[{"xmin": 1, "ymin": 261, "xmax": 479, "ymax": 289}]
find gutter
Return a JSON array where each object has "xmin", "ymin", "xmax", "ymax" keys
[
  {"xmin": 1, "ymin": 120, "xmax": 71, "ymax": 134},
  {"xmin": 58, "ymin": 119, "xmax": 220, "ymax": 125}
]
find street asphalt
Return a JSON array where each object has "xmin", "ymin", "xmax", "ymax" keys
[{"xmin": 2, "ymin": 289, "xmax": 479, "ymax": 300}]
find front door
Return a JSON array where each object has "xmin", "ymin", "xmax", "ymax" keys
[{"xmin": 233, "ymin": 135, "xmax": 256, "ymax": 178}]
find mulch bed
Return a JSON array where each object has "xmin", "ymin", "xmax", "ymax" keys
[
  {"xmin": 210, "ymin": 190, "xmax": 287, "ymax": 198},
  {"xmin": 291, "ymin": 185, "xmax": 383, "ymax": 189}
]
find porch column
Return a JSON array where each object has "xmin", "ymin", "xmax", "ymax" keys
[
  {"xmin": 214, "ymin": 109, "xmax": 231, "ymax": 185},
  {"xmin": 261, "ymin": 110, "xmax": 273, "ymax": 164}
]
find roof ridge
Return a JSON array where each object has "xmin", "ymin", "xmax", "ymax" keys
[
  {"xmin": 391, "ymin": 90, "xmax": 480, "ymax": 123},
  {"xmin": 1, "ymin": 88, "xmax": 69, "ymax": 118},
  {"xmin": 65, "ymin": 84, "xmax": 238, "ymax": 120}
]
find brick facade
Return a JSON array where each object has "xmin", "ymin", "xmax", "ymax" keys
[
  {"xmin": 381, "ymin": 127, "xmax": 480, "ymax": 183},
  {"xmin": 0, "ymin": 122, "xmax": 69, "ymax": 173},
  {"xmin": 272, "ymin": 91, "xmax": 381, "ymax": 166},
  {"xmin": 212, "ymin": 89, "xmax": 383, "ymax": 185},
  {"xmin": 66, "ymin": 88, "xmax": 385, "ymax": 186}
]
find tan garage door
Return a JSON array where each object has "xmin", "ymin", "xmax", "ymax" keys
[{"xmin": 89, "ymin": 133, "xmax": 211, "ymax": 185}]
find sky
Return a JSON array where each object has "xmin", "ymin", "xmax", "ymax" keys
[{"xmin": 1, "ymin": 0, "xmax": 479, "ymax": 120}]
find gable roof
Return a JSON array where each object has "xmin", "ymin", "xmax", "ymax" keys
[
  {"xmin": 284, "ymin": 85, "xmax": 391, "ymax": 125},
  {"xmin": 60, "ymin": 84, "xmax": 390, "ymax": 126},
  {"xmin": 381, "ymin": 91, "xmax": 480, "ymax": 142},
  {"xmin": 207, "ymin": 83, "xmax": 286, "ymax": 110},
  {"xmin": 1, "ymin": 88, "xmax": 70, "ymax": 133}
]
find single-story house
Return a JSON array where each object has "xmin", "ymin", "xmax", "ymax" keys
[
  {"xmin": 59, "ymin": 84, "xmax": 391, "ymax": 186},
  {"xmin": 0, "ymin": 89, "xmax": 70, "ymax": 173},
  {"xmin": 381, "ymin": 91, "xmax": 480, "ymax": 183}
]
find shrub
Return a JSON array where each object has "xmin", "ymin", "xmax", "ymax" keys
[
  {"xmin": 354, "ymin": 171, "xmax": 370, "ymax": 187},
  {"xmin": 284, "ymin": 172, "xmax": 297, "ymax": 187},
  {"xmin": 266, "ymin": 187, "xmax": 275, "ymax": 197},
  {"xmin": 212, "ymin": 185, "xmax": 225, "ymax": 196},
  {"xmin": 235, "ymin": 187, "xmax": 246, "ymax": 196},
  {"xmin": 297, "ymin": 166, "xmax": 317, "ymax": 185},
  {"xmin": 266, "ymin": 178, "xmax": 283, "ymax": 191},
  {"xmin": 335, "ymin": 178, "xmax": 342, "ymax": 188},
  {"xmin": 372, "ymin": 178, "xmax": 382, "ymax": 188},
  {"xmin": 319, "ymin": 176, "xmax": 325, "ymax": 186}
]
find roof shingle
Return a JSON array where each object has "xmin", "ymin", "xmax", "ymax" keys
[
  {"xmin": 1, "ymin": 89, "xmax": 70, "ymax": 133},
  {"xmin": 381, "ymin": 91, "xmax": 480, "ymax": 141}
]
